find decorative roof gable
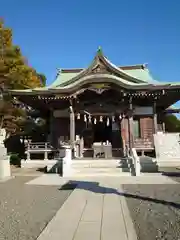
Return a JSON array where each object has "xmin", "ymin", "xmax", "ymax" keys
[{"xmin": 55, "ymin": 47, "xmax": 147, "ymax": 88}]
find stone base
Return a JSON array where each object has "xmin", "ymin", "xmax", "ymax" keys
[
  {"xmin": 0, "ymin": 159, "xmax": 11, "ymax": 179},
  {"xmin": 0, "ymin": 176, "xmax": 14, "ymax": 182}
]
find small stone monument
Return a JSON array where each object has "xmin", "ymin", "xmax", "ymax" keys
[
  {"xmin": 154, "ymin": 132, "xmax": 180, "ymax": 160},
  {"xmin": 0, "ymin": 128, "xmax": 11, "ymax": 180}
]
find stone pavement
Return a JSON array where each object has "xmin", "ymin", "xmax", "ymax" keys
[
  {"xmin": 26, "ymin": 174, "xmax": 177, "ymax": 240},
  {"xmin": 36, "ymin": 180, "xmax": 136, "ymax": 240}
]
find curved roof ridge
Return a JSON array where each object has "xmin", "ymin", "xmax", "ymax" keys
[
  {"xmin": 61, "ymin": 68, "xmax": 84, "ymax": 73},
  {"xmin": 120, "ymin": 63, "xmax": 148, "ymax": 70},
  {"xmin": 99, "ymin": 54, "xmax": 149, "ymax": 84},
  {"xmin": 58, "ymin": 49, "xmax": 147, "ymax": 87},
  {"xmin": 49, "ymin": 74, "xmax": 152, "ymax": 91},
  {"xmin": 58, "ymin": 64, "xmax": 148, "ymax": 73}
]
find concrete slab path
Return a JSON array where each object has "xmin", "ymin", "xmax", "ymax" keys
[
  {"xmin": 36, "ymin": 178, "xmax": 137, "ymax": 240},
  {"xmin": 26, "ymin": 174, "xmax": 177, "ymax": 240}
]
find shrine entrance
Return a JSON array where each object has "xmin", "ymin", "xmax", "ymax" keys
[
  {"xmin": 73, "ymin": 87, "xmax": 127, "ymax": 158},
  {"xmin": 76, "ymin": 114, "xmax": 123, "ymax": 158},
  {"xmin": 93, "ymin": 121, "xmax": 112, "ymax": 143}
]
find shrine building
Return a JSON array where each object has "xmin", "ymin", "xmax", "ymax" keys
[{"xmin": 9, "ymin": 48, "xmax": 180, "ymax": 158}]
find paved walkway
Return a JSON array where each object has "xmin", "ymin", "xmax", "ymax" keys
[
  {"xmin": 27, "ymin": 174, "xmax": 177, "ymax": 240},
  {"xmin": 36, "ymin": 180, "xmax": 136, "ymax": 240}
]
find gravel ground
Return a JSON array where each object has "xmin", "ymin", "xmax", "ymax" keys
[
  {"xmin": 122, "ymin": 184, "xmax": 180, "ymax": 240},
  {"xmin": 11, "ymin": 166, "xmax": 44, "ymax": 177},
  {"xmin": 0, "ymin": 176, "xmax": 75, "ymax": 240}
]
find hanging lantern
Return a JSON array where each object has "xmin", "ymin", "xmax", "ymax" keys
[
  {"xmin": 100, "ymin": 116, "xmax": 103, "ymax": 122},
  {"xmin": 112, "ymin": 116, "xmax": 115, "ymax": 122},
  {"xmin": 107, "ymin": 117, "xmax": 109, "ymax": 126},
  {"xmin": 84, "ymin": 114, "xmax": 87, "ymax": 122},
  {"xmin": 77, "ymin": 113, "xmax": 80, "ymax": 120},
  {"xmin": 88, "ymin": 115, "xmax": 91, "ymax": 123},
  {"xmin": 94, "ymin": 117, "xmax": 97, "ymax": 124}
]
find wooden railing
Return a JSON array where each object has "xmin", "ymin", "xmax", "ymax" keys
[
  {"xmin": 25, "ymin": 142, "xmax": 57, "ymax": 161},
  {"xmin": 134, "ymin": 138, "xmax": 154, "ymax": 150}
]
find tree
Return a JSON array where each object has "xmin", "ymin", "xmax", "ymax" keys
[
  {"xmin": 164, "ymin": 114, "xmax": 180, "ymax": 132},
  {"xmin": 0, "ymin": 19, "xmax": 47, "ymax": 136}
]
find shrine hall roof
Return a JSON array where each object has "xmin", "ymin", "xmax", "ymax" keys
[
  {"xmin": 47, "ymin": 47, "xmax": 166, "ymax": 88},
  {"xmin": 9, "ymin": 47, "xmax": 180, "ymax": 94},
  {"xmin": 50, "ymin": 65, "xmax": 157, "ymax": 88}
]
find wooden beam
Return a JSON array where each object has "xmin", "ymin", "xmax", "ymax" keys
[
  {"xmin": 128, "ymin": 97, "xmax": 134, "ymax": 152},
  {"xmin": 153, "ymin": 101, "xmax": 158, "ymax": 134},
  {"xmin": 69, "ymin": 104, "xmax": 75, "ymax": 150}
]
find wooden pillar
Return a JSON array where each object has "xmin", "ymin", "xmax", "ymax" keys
[
  {"xmin": 162, "ymin": 122, "xmax": 165, "ymax": 133},
  {"xmin": 44, "ymin": 142, "xmax": 48, "ymax": 161},
  {"xmin": 121, "ymin": 115, "xmax": 126, "ymax": 156},
  {"xmin": 26, "ymin": 142, "xmax": 31, "ymax": 161},
  {"xmin": 49, "ymin": 110, "xmax": 53, "ymax": 146},
  {"xmin": 69, "ymin": 105, "xmax": 75, "ymax": 150},
  {"xmin": 161, "ymin": 113, "xmax": 166, "ymax": 133},
  {"xmin": 79, "ymin": 137, "xmax": 84, "ymax": 158},
  {"xmin": 128, "ymin": 97, "xmax": 134, "ymax": 153},
  {"xmin": 153, "ymin": 101, "xmax": 158, "ymax": 134}
]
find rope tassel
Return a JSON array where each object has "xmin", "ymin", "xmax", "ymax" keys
[
  {"xmin": 94, "ymin": 117, "xmax": 97, "ymax": 124},
  {"xmin": 84, "ymin": 114, "xmax": 87, "ymax": 122},
  {"xmin": 88, "ymin": 115, "xmax": 91, "ymax": 123},
  {"xmin": 107, "ymin": 117, "xmax": 109, "ymax": 126},
  {"xmin": 77, "ymin": 113, "xmax": 80, "ymax": 119}
]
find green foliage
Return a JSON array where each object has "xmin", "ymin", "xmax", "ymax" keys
[
  {"xmin": 0, "ymin": 19, "xmax": 47, "ymax": 135},
  {"xmin": 10, "ymin": 153, "xmax": 21, "ymax": 167},
  {"xmin": 164, "ymin": 114, "xmax": 180, "ymax": 132}
]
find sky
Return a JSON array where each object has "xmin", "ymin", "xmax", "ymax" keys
[{"xmin": 1, "ymin": 0, "xmax": 180, "ymax": 107}]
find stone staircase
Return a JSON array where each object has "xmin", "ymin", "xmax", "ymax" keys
[{"xmin": 63, "ymin": 158, "xmax": 131, "ymax": 177}]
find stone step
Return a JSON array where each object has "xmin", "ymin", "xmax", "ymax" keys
[
  {"xmin": 71, "ymin": 163, "xmax": 128, "ymax": 168},
  {"xmin": 71, "ymin": 160, "xmax": 128, "ymax": 168},
  {"xmin": 64, "ymin": 170, "xmax": 131, "ymax": 177},
  {"xmin": 72, "ymin": 159, "xmax": 121, "ymax": 163},
  {"xmin": 70, "ymin": 167, "xmax": 129, "ymax": 173}
]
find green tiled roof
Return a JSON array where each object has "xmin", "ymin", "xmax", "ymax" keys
[
  {"xmin": 50, "ymin": 72, "xmax": 79, "ymax": 87},
  {"xmin": 49, "ymin": 68, "xmax": 158, "ymax": 88},
  {"xmin": 9, "ymin": 49, "xmax": 180, "ymax": 97},
  {"xmin": 48, "ymin": 48, "xmax": 164, "ymax": 88},
  {"xmin": 123, "ymin": 69, "xmax": 158, "ymax": 84}
]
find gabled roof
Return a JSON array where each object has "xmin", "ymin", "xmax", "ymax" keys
[
  {"xmin": 50, "ymin": 66, "xmax": 157, "ymax": 87},
  {"xmin": 9, "ymin": 47, "xmax": 180, "ymax": 95},
  {"xmin": 49, "ymin": 47, "xmax": 157, "ymax": 88}
]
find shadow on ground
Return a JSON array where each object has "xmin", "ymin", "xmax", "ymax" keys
[
  {"xmin": 59, "ymin": 180, "xmax": 180, "ymax": 210},
  {"xmin": 36, "ymin": 167, "xmax": 47, "ymax": 173},
  {"xmin": 159, "ymin": 167, "xmax": 180, "ymax": 183}
]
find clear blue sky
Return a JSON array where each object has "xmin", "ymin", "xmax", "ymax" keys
[{"xmin": 1, "ymin": 0, "xmax": 180, "ymax": 90}]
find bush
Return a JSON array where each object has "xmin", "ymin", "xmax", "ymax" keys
[{"xmin": 10, "ymin": 153, "xmax": 21, "ymax": 167}]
